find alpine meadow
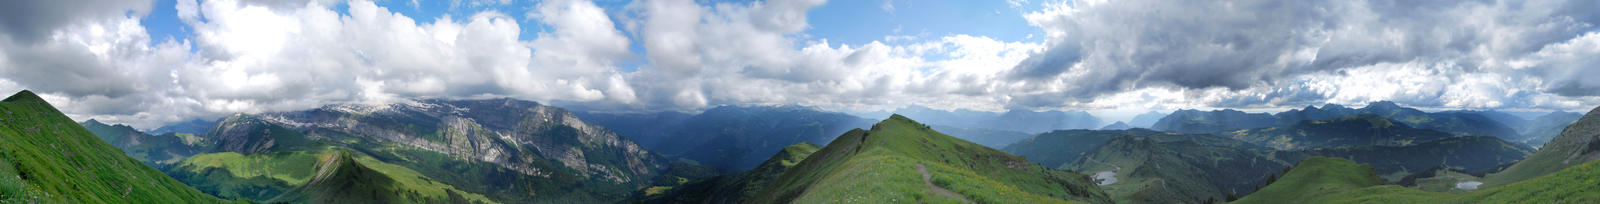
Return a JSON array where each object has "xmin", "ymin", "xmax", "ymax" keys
[{"xmin": 2, "ymin": 0, "xmax": 1599, "ymax": 203}]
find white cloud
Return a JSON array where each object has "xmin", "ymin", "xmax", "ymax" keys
[
  {"xmin": 1, "ymin": 0, "xmax": 642, "ymax": 128},
  {"xmin": 4, "ymin": 0, "xmax": 1600, "ymax": 129}
]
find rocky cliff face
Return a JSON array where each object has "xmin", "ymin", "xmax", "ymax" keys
[{"xmin": 207, "ymin": 98, "xmax": 666, "ymax": 185}]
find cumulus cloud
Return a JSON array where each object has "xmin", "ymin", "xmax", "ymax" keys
[
  {"xmin": 1018, "ymin": 0, "xmax": 1594, "ymax": 92},
  {"xmin": 173, "ymin": 0, "xmax": 640, "ymax": 116},
  {"xmin": 1, "ymin": 0, "xmax": 641, "ymax": 128},
  {"xmin": 1007, "ymin": 0, "xmax": 1600, "ymax": 110},
  {"xmin": 2, "ymin": 0, "xmax": 1599, "ymax": 129}
]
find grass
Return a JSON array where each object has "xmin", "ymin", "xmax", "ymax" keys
[
  {"xmin": 1482, "ymin": 106, "xmax": 1600, "ymax": 187},
  {"xmin": 167, "ymin": 146, "xmax": 496, "ymax": 203},
  {"xmin": 0, "ymin": 90, "xmax": 228, "ymax": 203},
  {"xmin": 633, "ymin": 142, "xmax": 823, "ymax": 203},
  {"xmin": 1234, "ymin": 156, "xmax": 1600, "ymax": 203},
  {"xmin": 1231, "ymin": 157, "xmax": 1384, "ymax": 204},
  {"xmin": 752, "ymin": 115, "xmax": 1110, "ymax": 203},
  {"xmin": 1408, "ymin": 170, "xmax": 1479, "ymax": 193}
]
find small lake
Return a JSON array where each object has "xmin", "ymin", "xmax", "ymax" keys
[
  {"xmin": 1093, "ymin": 171, "xmax": 1118, "ymax": 186},
  {"xmin": 1455, "ymin": 181, "xmax": 1483, "ymax": 190}
]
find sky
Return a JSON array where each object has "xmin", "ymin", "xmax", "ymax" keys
[{"xmin": 1, "ymin": 0, "xmax": 1598, "ymax": 129}]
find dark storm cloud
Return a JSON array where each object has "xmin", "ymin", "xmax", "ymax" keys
[
  {"xmin": 0, "ymin": 0, "xmax": 152, "ymax": 43},
  {"xmin": 1016, "ymin": 0, "xmax": 1600, "ymax": 101}
]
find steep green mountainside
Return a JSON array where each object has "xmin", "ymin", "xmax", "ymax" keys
[
  {"xmin": 79, "ymin": 120, "xmax": 201, "ymax": 167},
  {"xmin": 754, "ymin": 115, "xmax": 1112, "ymax": 203},
  {"xmin": 1229, "ymin": 157, "xmax": 1384, "ymax": 204},
  {"xmin": 0, "ymin": 90, "xmax": 225, "ymax": 203},
  {"xmin": 580, "ymin": 106, "xmax": 871, "ymax": 170},
  {"xmin": 1233, "ymin": 157, "xmax": 1600, "ymax": 204},
  {"xmin": 1224, "ymin": 114, "xmax": 1459, "ymax": 150},
  {"xmin": 194, "ymin": 98, "xmax": 669, "ymax": 203},
  {"xmin": 1154, "ymin": 102, "xmax": 1521, "ymax": 141},
  {"xmin": 1483, "ymin": 106, "xmax": 1600, "ymax": 187},
  {"xmin": 1007, "ymin": 128, "xmax": 1530, "ymax": 203},
  {"xmin": 632, "ymin": 142, "xmax": 822, "ymax": 203},
  {"xmin": 1519, "ymin": 111, "xmax": 1583, "ymax": 147},
  {"xmin": 169, "ymin": 148, "xmax": 495, "ymax": 204}
]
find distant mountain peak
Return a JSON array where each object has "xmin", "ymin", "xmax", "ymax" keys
[
  {"xmin": 1364, "ymin": 101, "xmax": 1403, "ymax": 109},
  {"xmin": 82, "ymin": 118, "xmax": 106, "ymax": 125},
  {"xmin": 1100, "ymin": 121, "xmax": 1132, "ymax": 130}
]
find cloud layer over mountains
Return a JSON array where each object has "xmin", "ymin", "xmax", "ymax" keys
[{"xmin": 0, "ymin": 0, "xmax": 1596, "ymax": 128}]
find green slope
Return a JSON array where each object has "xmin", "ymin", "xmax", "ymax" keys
[
  {"xmin": 633, "ymin": 142, "xmax": 822, "ymax": 203},
  {"xmin": 1483, "ymin": 106, "xmax": 1600, "ymax": 186},
  {"xmin": 79, "ymin": 120, "xmax": 201, "ymax": 167},
  {"xmin": 0, "ymin": 90, "xmax": 226, "ymax": 203},
  {"xmin": 1234, "ymin": 157, "xmax": 1600, "ymax": 203},
  {"xmin": 753, "ymin": 115, "xmax": 1111, "ymax": 204},
  {"xmin": 1230, "ymin": 157, "xmax": 1384, "ymax": 204},
  {"xmin": 166, "ymin": 147, "xmax": 495, "ymax": 203},
  {"xmin": 1006, "ymin": 129, "xmax": 1528, "ymax": 203},
  {"xmin": 1066, "ymin": 136, "xmax": 1291, "ymax": 204},
  {"xmin": 1519, "ymin": 111, "xmax": 1583, "ymax": 147}
]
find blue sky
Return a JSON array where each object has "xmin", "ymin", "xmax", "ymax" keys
[{"xmin": 2, "ymin": 0, "xmax": 1598, "ymax": 128}]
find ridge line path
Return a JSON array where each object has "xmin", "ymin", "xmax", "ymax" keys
[{"xmin": 916, "ymin": 163, "xmax": 973, "ymax": 203}]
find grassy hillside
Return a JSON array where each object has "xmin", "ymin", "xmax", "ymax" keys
[
  {"xmin": 79, "ymin": 120, "xmax": 201, "ymax": 167},
  {"xmin": 1294, "ymin": 136, "xmax": 1532, "ymax": 180},
  {"xmin": 1483, "ymin": 106, "xmax": 1600, "ymax": 187},
  {"xmin": 1230, "ymin": 157, "xmax": 1384, "ymax": 204},
  {"xmin": 1234, "ymin": 157, "xmax": 1600, "ymax": 203},
  {"xmin": 633, "ymin": 142, "xmax": 822, "ymax": 203},
  {"xmin": 0, "ymin": 90, "xmax": 226, "ymax": 203},
  {"xmin": 753, "ymin": 115, "xmax": 1111, "ymax": 203},
  {"xmin": 1006, "ymin": 128, "xmax": 1527, "ymax": 203},
  {"xmin": 1067, "ymin": 136, "xmax": 1290, "ymax": 204},
  {"xmin": 166, "ymin": 146, "xmax": 495, "ymax": 203}
]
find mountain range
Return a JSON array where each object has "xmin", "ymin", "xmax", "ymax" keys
[
  {"xmin": 15, "ymin": 86, "xmax": 1599, "ymax": 204},
  {"xmin": 79, "ymin": 120, "xmax": 202, "ymax": 167},
  {"xmin": 1003, "ymin": 118, "xmax": 1535, "ymax": 203},
  {"xmin": 577, "ymin": 106, "xmax": 872, "ymax": 170},
  {"xmin": 1153, "ymin": 102, "xmax": 1552, "ymax": 144},
  {"xmin": 166, "ymin": 97, "xmax": 670, "ymax": 203},
  {"xmin": 1237, "ymin": 105, "xmax": 1600, "ymax": 203}
]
